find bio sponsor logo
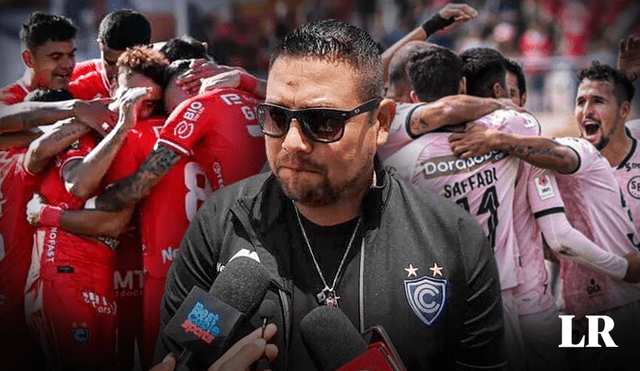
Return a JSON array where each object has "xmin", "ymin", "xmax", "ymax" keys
[
  {"xmin": 419, "ymin": 150, "xmax": 505, "ymax": 179},
  {"xmin": 174, "ymin": 121, "xmax": 194, "ymax": 140},
  {"xmin": 559, "ymin": 315, "xmax": 617, "ymax": 348},
  {"xmin": 182, "ymin": 301, "xmax": 221, "ymax": 344},
  {"xmin": 183, "ymin": 101, "xmax": 204, "ymax": 121}
]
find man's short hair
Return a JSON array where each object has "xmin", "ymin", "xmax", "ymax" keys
[
  {"xmin": 408, "ymin": 45, "xmax": 463, "ymax": 103},
  {"xmin": 24, "ymin": 88, "xmax": 74, "ymax": 102},
  {"xmin": 503, "ymin": 57, "xmax": 526, "ymax": 96},
  {"xmin": 388, "ymin": 41, "xmax": 431, "ymax": 96},
  {"xmin": 98, "ymin": 10, "xmax": 151, "ymax": 50},
  {"xmin": 460, "ymin": 47, "xmax": 507, "ymax": 98},
  {"xmin": 20, "ymin": 11, "xmax": 77, "ymax": 50},
  {"xmin": 269, "ymin": 19, "xmax": 383, "ymax": 101},
  {"xmin": 162, "ymin": 59, "xmax": 191, "ymax": 89},
  {"xmin": 160, "ymin": 35, "xmax": 211, "ymax": 62},
  {"xmin": 577, "ymin": 61, "xmax": 635, "ymax": 104},
  {"xmin": 117, "ymin": 46, "xmax": 169, "ymax": 87}
]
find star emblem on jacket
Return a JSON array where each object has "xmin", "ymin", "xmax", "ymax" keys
[
  {"xmin": 404, "ymin": 263, "xmax": 418, "ymax": 278},
  {"xmin": 429, "ymin": 263, "xmax": 443, "ymax": 277}
]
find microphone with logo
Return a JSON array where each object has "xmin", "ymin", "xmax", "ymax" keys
[
  {"xmin": 163, "ymin": 256, "xmax": 272, "ymax": 371},
  {"xmin": 300, "ymin": 305, "xmax": 407, "ymax": 371}
]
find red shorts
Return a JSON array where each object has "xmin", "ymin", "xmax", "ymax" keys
[{"xmin": 26, "ymin": 230, "xmax": 117, "ymax": 370}]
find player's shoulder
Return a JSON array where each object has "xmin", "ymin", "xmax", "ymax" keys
[
  {"xmin": 0, "ymin": 82, "xmax": 27, "ymax": 105},
  {"xmin": 626, "ymin": 119, "xmax": 640, "ymax": 139},
  {"xmin": 479, "ymin": 109, "xmax": 540, "ymax": 136}
]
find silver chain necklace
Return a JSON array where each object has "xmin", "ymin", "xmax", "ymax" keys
[{"xmin": 292, "ymin": 201, "xmax": 361, "ymax": 308}]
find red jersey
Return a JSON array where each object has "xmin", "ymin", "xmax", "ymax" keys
[
  {"xmin": 0, "ymin": 148, "xmax": 40, "ymax": 323},
  {"xmin": 158, "ymin": 88, "xmax": 266, "ymax": 190},
  {"xmin": 0, "ymin": 78, "xmax": 31, "ymax": 106},
  {"xmin": 69, "ymin": 59, "xmax": 112, "ymax": 100},
  {"xmin": 107, "ymin": 117, "xmax": 206, "ymax": 278}
]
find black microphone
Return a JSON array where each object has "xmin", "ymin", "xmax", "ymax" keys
[
  {"xmin": 163, "ymin": 256, "xmax": 271, "ymax": 371},
  {"xmin": 258, "ymin": 300, "xmax": 277, "ymax": 338},
  {"xmin": 300, "ymin": 306, "xmax": 407, "ymax": 371}
]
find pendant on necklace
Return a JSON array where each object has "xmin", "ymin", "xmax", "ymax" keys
[{"xmin": 316, "ymin": 286, "xmax": 340, "ymax": 308}]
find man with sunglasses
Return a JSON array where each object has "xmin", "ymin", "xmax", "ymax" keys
[{"xmin": 154, "ymin": 20, "xmax": 505, "ymax": 370}]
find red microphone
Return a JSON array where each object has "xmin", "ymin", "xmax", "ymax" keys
[{"xmin": 300, "ymin": 306, "xmax": 407, "ymax": 371}]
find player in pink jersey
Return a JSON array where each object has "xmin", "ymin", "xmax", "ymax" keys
[{"xmin": 450, "ymin": 118, "xmax": 640, "ymax": 371}]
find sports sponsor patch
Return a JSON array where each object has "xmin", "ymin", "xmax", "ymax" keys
[
  {"xmin": 174, "ymin": 121, "xmax": 195, "ymax": 139},
  {"xmin": 534, "ymin": 175, "xmax": 555, "ymax": 201},
  {"xmin": 627, "ymin": 175, "xmax": 640, "ymax": 199},
  {"xmin": 72, "ymin": 327, "xmax": 89, "ymax": 347},
  {"xmin": 404, "ymin": 275, "xmax": 449, "ymax": 327}
]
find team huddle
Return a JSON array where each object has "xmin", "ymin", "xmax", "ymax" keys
[{"xmin": 1, "ymin": 3, "xmax": 640, "ymax": 371}]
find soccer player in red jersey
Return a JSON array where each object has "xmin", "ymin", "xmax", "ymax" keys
[
  {"xmin": 69, "ymin": 9, "xmax": 151, "ymax": 100},
  {"xmin": 0, "ymin": 12, "xmax": 77, "ymax": 105}
]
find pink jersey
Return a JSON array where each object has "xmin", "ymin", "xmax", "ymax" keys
[
  {"xmin": 512, "ymin": 162, "xmax": 564, "ymax": 315},
  {"xmin": 0, "ymin": 78, "xmax": 31, "ymax": 105},
  {"xmin": 377, "ymin": 102, "xmax": 423, "ymax": 161},
  {"xmin": 157, "ymin": 88, "xmax": 266, "ymax": 190},
  {"xmin": 554, "ymin": 137, "xmax": 640, "ymax": 318},
  {"xmin": 614, "ymin": 122, "xmax": 640, "ymax": 235},
  {"xmin": 70, "ymin": 59, "xmax": 112, "ymax": 99},
  {"xmin": 383, "ymin": 109, "xmax": 540, "ymax": 290}
]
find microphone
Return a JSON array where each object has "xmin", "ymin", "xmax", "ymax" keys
[
  {"xmin": 300, "ymin": 306, "xmax": 407, "ymax": 371},
  {"xmin": 163, "ymin": 256, "xmax": 271, "ymax": 370},
  {"xmin": 258, "ymin": 300, "xmax": 277, "ymax": 338}
]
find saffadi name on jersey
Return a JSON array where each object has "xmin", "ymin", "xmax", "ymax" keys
[{"xmin": 558, "ymin": 315, "xmax": 617, "ymax": 348}]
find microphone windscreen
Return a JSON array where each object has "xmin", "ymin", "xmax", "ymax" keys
[
  {"xmin": 300, "ymin": 306, "xmax": 368, "ymax": 371},
  {"xmin": 211, "ymin": 256, "xmax": 271, "ymax": 316}
]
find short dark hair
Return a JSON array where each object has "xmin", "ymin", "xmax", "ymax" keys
[
  {"xmin": 160, "ymin": 35, "xmax": 211, "ymax": 62},
  {"xmin": 20, "ymin": 12, "xmax": 77, "ymax": 50},
  {"xmin": 24, "ymin": 88, "xmax": 73, "ymax": 102},
  {"xmin": 387, "ymin": 41, "xmax": 431, "ymax": 97},
  {"xmin": 269, "ymin": 19, "xmax": 383, "ymax": 101},
  {"xmin": 98, "ymin": 10, "xmax": 151, "ymax": 50},
  {"xmin": 460, "ymin": 47, "xmax": 507, "ymax": 98},
  {"xmin": 408, "ymin": 45, "xmax": 463, "ymax": 103},
  {"xmin": 577, "ymin": 61, "xmax": 635, "ymax": 103},
  {"xmin": 117, "ymin": 46, "xmax": 169, "ymax": 87},
  {"xmin": 162, "ymin": 59, "xmax": 191, "ymax": 89},
  {"xmin": 503, "ymin": 57, "xmax": 526, "ymax": 96}
]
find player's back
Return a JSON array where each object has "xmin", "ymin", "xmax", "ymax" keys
[
  {"xmin": 614, "ymin": 120, "xmax": 640, "ymax": 234},
  {"xmin": 554, "ymin": 137, "xmax": 640, "ymax": 317},
  {"xmin": 384, "ymin": 109, "xmax": 538, "ymax": 291},
  {"xmin": 158, "ymin": 88, "xmax": 266, "ymax": 191}
]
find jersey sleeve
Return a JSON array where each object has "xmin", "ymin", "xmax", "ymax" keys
[
  {"xmin": 57, "ymin": 134, "xmax": 97, "ymax": 177},
  {"xmin": 103, "ymin": 131, "xmax": 146, "ymax": 185},
  {"xmin": 71, "ymin": 59, "xmax": 99, "ymax": 81},
  {"xmin": 68, "ymin": 71, "xmax": 110, "ymax": 100},
  {"xmin": 554, "ymin": 137, "xmax": 599, "ymax": 176},
  {"xmin": 479, "ymin": 109, "xmax": 540, "ymax": 137},
  {"xmin": 378, "ymin": 103, "xmax": 424, "ymax": 161},
  {"xmin": 523, "ymin": 163, "xmax": 566, "ymax": 218},
  {"xmin": 157, "ymin": 97, "xmax": 210, "ymax": 156}
]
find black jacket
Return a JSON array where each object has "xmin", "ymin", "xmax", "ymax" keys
[{"xmin": 155, "ymin": 166, "xmax": 505, "ymax": 370}]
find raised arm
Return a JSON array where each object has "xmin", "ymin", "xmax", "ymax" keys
[
  {"xmin": 381, "ymin": 3, "xmax": 477, "ymax": 85},
  {"xmin": 617, "ymin": 35, "xmax": 640, "ymax": 82},
  {"xmin": 64, "ymin": 87, "xmax": 150, "ymax": 199},
  {"xmin": 25, "ymin": 118, "xmax": 91, "ymax": 174},
  {"xmin": 409, "ymin": 96, "xmax": 506, "ymax": 136},
  {"xmin": 0, "ymin": 98, "xmax": 116, "ymax": 135},
  {"xmin": 449, "ymin": 123, "xmax": 579, "ymax": 173}
]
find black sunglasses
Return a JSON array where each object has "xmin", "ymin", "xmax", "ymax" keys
[{"xmin": 256, "ymin": 97, "xmax": 382, "ymax": 143}]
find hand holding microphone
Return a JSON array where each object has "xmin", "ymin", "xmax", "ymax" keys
[{"xmin": 161, "ymin": 256, "xmax": 273, "ymax": 370}]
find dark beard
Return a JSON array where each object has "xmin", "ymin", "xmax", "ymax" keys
[{"xmin": 595, "ymin": 135, "xmax": 610, "ymax": 151}]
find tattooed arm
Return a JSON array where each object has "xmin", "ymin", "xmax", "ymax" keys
[
  {"xmin": 25, "ymin": 118, "xmax": 91, "ymax": 174},
  {"xmin": 64, "ymin": 87, "xmax": 150, "ymax": 199},
  {"xmin": 93, "ymin": 145, "xmax": 182, "ymax": 211},
  {"xmin": 0, "ymin": 98, "xmax": 116, "ymax": 135},
  {"xmin": 449, "ymin": 123, "xmax": 579, "ymax": 173},
  {"xmin": 409, "ymin": 95, "xmax": 506, "ymax": 136}
]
